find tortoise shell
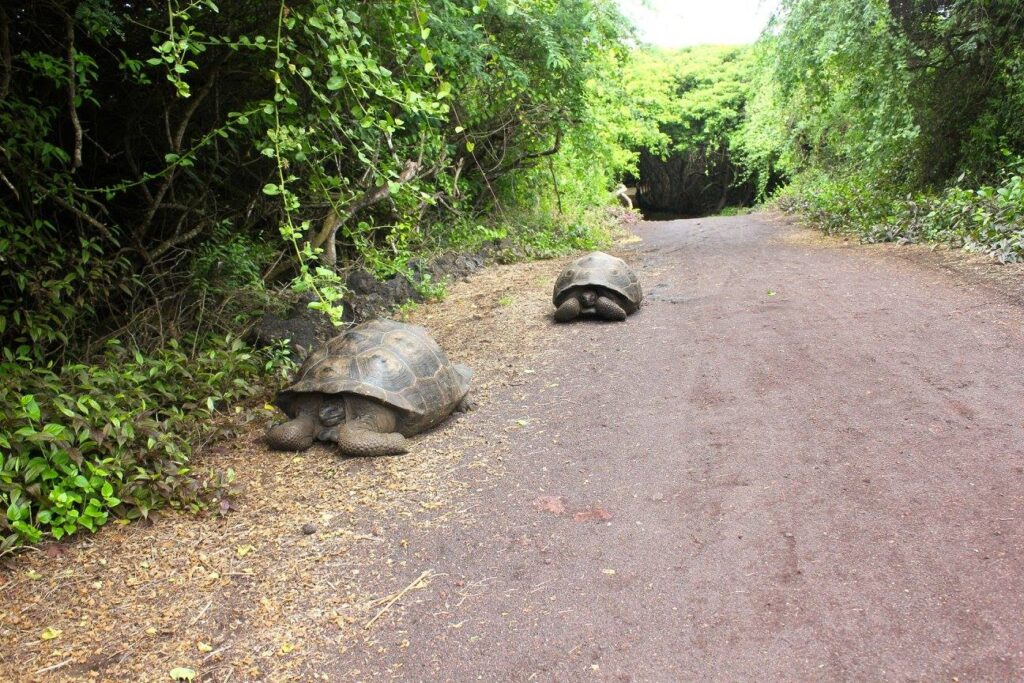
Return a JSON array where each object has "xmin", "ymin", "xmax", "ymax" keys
[
  {"xmin": 275, "ymin": 319, "xmax": 471, "ymax": 433},
  {"xmin": 552, "ymin": 251, "xmax": 643, "ymax": 312}
]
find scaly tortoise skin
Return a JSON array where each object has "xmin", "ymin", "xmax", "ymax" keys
[
  {"xmin": 552, "ymin": 251, "xmax": 642, "ymax": 322},
  {"xmin": 267, "ymin": 319, "xmax": 472, "ymax": 457}
]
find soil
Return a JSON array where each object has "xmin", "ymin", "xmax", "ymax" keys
[{"xmin": 3, "ymin": 212, "xmax": 1024, "ymax": 681}]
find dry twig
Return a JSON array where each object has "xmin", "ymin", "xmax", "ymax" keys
[{"xmin": 363, "ymin": 569, "xmax": 435, "ymax": 630}]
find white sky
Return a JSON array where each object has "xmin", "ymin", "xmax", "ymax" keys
[{"xmin": 617, "ymin": 0, "xmax": 779, "ymax": 47}]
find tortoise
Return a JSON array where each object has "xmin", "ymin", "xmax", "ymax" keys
[
  {"xmin": 552, "ymin": 251, "xmax": 643, "ymax": 322},
  {"xmin": 266, "ymin": 319, "xmax": 472, "ymax": 457}
]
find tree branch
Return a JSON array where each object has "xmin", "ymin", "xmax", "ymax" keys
[
  {"xmin": 136, "ymin": 62, "xmax": 221, "ymax": 243},
  {"xmin": 65, "ymin": 12, "xmax": 83, "ymax": 170},
  {"xmin": 484, "ymin": 128, "xmax": 562, "ymax": 183},
  {"xmin": 150, "ymin": 222, "xmax": 206, "ymax": 260},
  {"xmin": 50, "ymin": 194, "xmax": 117, "ymax": 244},
  {"xmin": 312, "ymin": 159, "xmax": 421, "ymax": 266},
  {"xmin": 0, "ymin": 7, "xmax": 11, "ymax": 99},
  {"xmin": 173, "ymin": 57, "xmax": 224, "ymax": 152}
]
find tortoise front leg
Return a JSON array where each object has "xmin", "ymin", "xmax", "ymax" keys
[
  {"xmin": 554, "ymin": 297, "xmax": 582, "ymax": 322},
  {"xmin": 594, "ymin": 295, "xmax": 627, "ymax": 321},
  {"xmin": 336, "ymin": 396, "xmax": 409, "ymax": 457},
  {"xmin": 335, "ymin": 421, "xmax": 409, "ymax": 457},
  {"xmin": 267, "ymin": 414, "xmax": 318, "ymax": 451}
]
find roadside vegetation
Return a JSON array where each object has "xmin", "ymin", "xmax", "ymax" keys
[
  {"xmin": 620, "ymin": 0, "xmax": 1023, "ymax": 244},
  {"xmin": 621, "ymin": 44, "xmax": 784, "ymax": 215},
  {"xmin": 744, "ymin": 0, "xmax": 1024, "ymax": 260}
]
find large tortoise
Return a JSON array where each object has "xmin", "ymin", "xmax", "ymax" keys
[
  {"xmin": 552, "ymin": 251, "xmax": 643, "ymax": 322},
  {"xmin": 266, "ymin": 319, "xmax": 472, "ymax": 457}
]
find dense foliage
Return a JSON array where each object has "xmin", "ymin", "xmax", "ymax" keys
[
  {"xmin": 0, "ymin": 0, "xmax": 637, "ymax": 547},
  {"xmin": 744, "ymin": 0, "xmax": 1024, "ymax": 255},
  {"xmin": 2, "ymin": 0, "xmax": 632, "ymax": 357}
]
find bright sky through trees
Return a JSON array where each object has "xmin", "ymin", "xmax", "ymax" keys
[{"xmin": 617, "ymin": 0, "xmax": 779, "ymax": 47}]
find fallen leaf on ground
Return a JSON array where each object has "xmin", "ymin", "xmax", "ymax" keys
[
  {"xmin": 532, "ymin": 495, "xmax": 566, "ymax": 515},
  {"xmin": 573, "ymin": 507, "xmax": 613, "ymax": 522},
  {"xmin": 169, "ymin": 667, "xmax": 196, "ymax": 681},
  {"xmin": 40, "ymin": 627, "xmax": 62, "ymax": 640},
  {"xmin": 42, "ymin": 545, "xmax": 65, "ymax": 560}
]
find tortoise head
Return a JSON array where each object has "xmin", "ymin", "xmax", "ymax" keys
[
  {"xmin": 579, "ymin": 289, "xmax": 597, "ymax": 308},
  {"xmin": 318, "ymin": 396, "xmax": 346, "ymax": 426}
]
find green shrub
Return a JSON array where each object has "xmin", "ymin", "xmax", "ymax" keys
[
  {"xmin": 776, "ymin": 158, "xmax": 1024, "ymax": 263},
  {"xmin": 775, "ymin": 171, "xmax": 897, "ymax": 236},
  {"xmin": 0, "ymin": 336, "xmax": 293, "ymax": 550},
  {"xmin": 867, "ymin": 163, "xmax": 1024, "ymax": 262},
  {"xmin": 510, "ymin": 211, "xmax": 611, "ymax": 259}
]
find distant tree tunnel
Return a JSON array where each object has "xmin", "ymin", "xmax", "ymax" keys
[
  {"xmin": 634, "ymin": 147, "xmax": 758, "ymax": 217},
  {"xmin": 621, "ymin": 46, "xmax": 783, "ymax": 218}
]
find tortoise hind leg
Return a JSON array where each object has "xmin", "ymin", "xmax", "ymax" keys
[
  {"xmin": 267, "ymin": 414, "xmax": 317, "ymax": 451},
  {"xmin": 554, "ymin": 297, "xmax": 582, "ymax": 322},
  {"xmin": 335, "ymin": 422, "xmax": 408, "ymax": 457},
  {"xmin": 594, "ymin": 295, "xmax": 627, "ymax": 321}
]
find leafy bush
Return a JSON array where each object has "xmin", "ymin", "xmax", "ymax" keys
[
  {"xmin": 190, "ymin": 224, "xmax": 277, "ymax": 295},
  {"xmin": 777, "ymin": 159, "xmax": 1024, "ymax": 262},
  {"xmin": 748, "ymin": 0, "xmax": 1024, "ymax": 258},
  {"xmin": 866, "ymin": 163, "xmax": 1024, "ymax": 262},
  {"xmin": 509, "ymin": 210, "xmax": 612, "ymax": 259},
  {"xmin": 775, "ymin": 171, "xmax": 897, "ymax": 236},
  {"xmin": 0, "ymin": 337, "xmax": 292, "ymax": 549}
]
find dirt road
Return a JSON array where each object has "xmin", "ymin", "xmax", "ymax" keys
[{"xmin": 337, "ymin": 214, "xmax": 1024, "ymax": 680}]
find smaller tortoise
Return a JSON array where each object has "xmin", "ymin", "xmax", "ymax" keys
[
  {"xmin": 266, "ymin": 319, "xmax": 472, "ymax": 457},
  {"xmin": 552, "ymin": 251, "xmax": 643, "ymax": 322}
]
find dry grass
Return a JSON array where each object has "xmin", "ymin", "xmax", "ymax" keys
[{"xmin": 0, "ymin": 256, "xmax": 575, "ymax": 683}]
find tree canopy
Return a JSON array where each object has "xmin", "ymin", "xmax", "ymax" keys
[{"xmin": 733, "ymin": 0, "xmax": 1024, "ymax": 258}]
